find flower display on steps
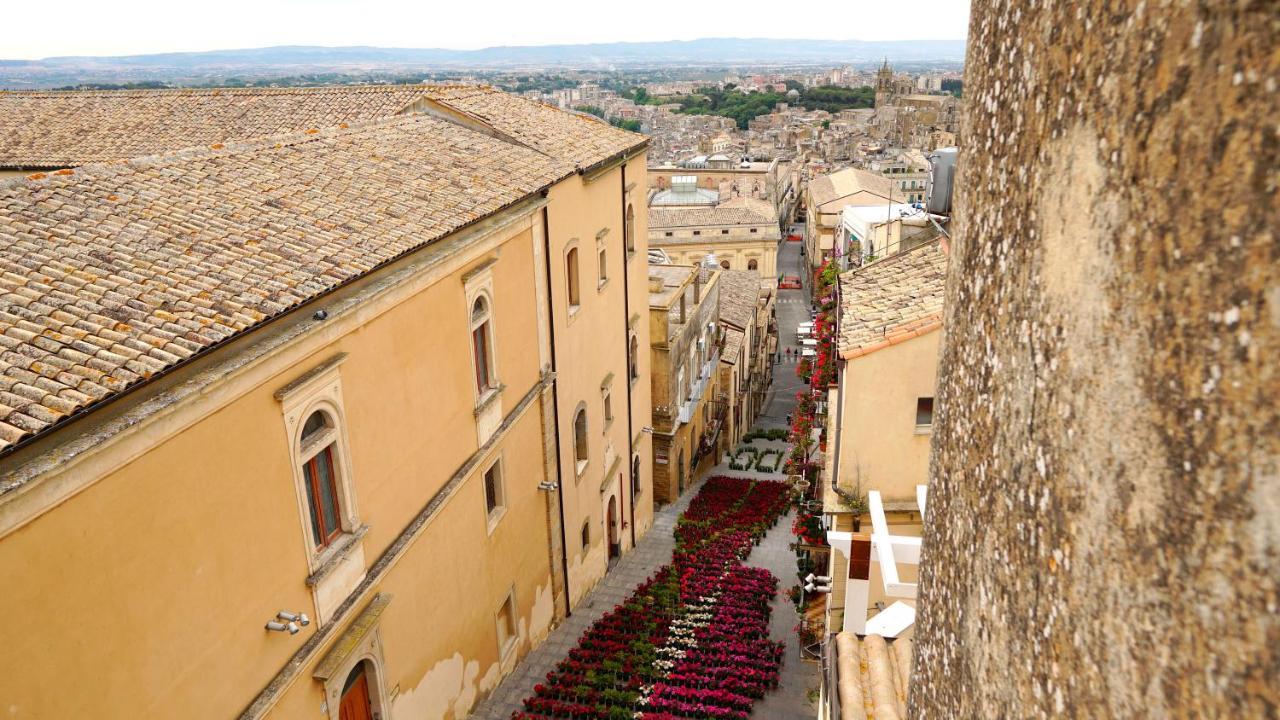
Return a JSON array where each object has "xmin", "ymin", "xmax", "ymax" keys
[{"xmin": 512, "ymin": 476, "xmax": 790, "ymax": 720}]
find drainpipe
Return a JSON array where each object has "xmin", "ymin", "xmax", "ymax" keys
[
  {"xmin": 542, "ymin": 204, "xmax": 573, "ymax": 618},
  {"xmin": 621, "ymin": 164, "xmax": 638, "ymax": 549}
]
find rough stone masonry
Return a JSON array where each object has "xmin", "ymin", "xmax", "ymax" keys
[{"xmin": 911, "ymin": 1, "xmax": 1278, "ymax": 717}]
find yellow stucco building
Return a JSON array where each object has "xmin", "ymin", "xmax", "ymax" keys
[
  {"xmin": 0, "ymin": 86, "xmax": 651, "ymax": 719},
  {"xmin": 646, "ymin": 264, "xmax": 723, "ymax": 503},
  {"xmin": 648, "ymin": 198, "xmax": 782, "ymax": 284},
  {"xmin": 804, "ymin": 167, "xmax": 904, "ymax": 273},
  {"xmin": 716, "ymin": 270, "xmax": 776, "ymax": 449},
  {"xmin": 820, "ymin": 239, "xmax": 946, "ymax": 638}
]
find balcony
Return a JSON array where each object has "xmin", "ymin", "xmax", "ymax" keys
[{"xmin": 676, "ymin": 355, "xmax": 719, "ymax": 424}]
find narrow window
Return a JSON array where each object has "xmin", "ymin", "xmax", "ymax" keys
[
  {"xmin": 631, "ymin": 455, "xmax": 642, "ymax": 496},
  {"xmin": 625, "ymin": 204, "xmax": 636, "ymax": 254},
  {"xmin": 566, "ymin": 248, "xmax": 580, "ymax": 307},
  {"xmin": 916, "ymin": 397, "xmax": 935, "ymax": 427},
  {"xmin": 721, "ymin": 229, "xmax": 729, "ymax": 235},
  {"xmin": 598, "ymin": 248, "xmax": 608, "ymax": 285},
  {"xmin": 574, "ymin": 408, "xmax": 588, "ymax": 470},
  {"xmin": 603, "ymin": 387, "xmax": 614, "ymax": 425},
  {"xmin": 496, "ymin": 591, "xmax": 517, "ymax": 655},
  {"xmin": 750, "ymin": 228, "xmax": 758, "ymax": 233},
  {"xmin": 664, "ymin": 231, "xmax": 673, "ymax": 237},
  {"xmin": 581, "ymin": 520, "xmax": 591, "ymax": 552},
  {"xmin": 483, "ymin": 460, "xmax": 504, "ymax": 519},
  {"xmin": 747, "ymin": 259, "xmax": 759, "ymax": 271},
  {"xmin": 629, "ymin": 335, "xmax": 639, "ymax": 381},
  {"xmin": 301, "ymin": 411, "xmax": 343, "ymax": 549},
  {"xmin": 471, "ymin": 296, "xmax": 495, "ymax": 394},
  {"xmin": 693, "ymin": 230, "xmax": 701, "ymax": 236}
]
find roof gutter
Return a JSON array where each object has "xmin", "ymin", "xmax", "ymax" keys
[{"xmin": 578, "ymin": 141, "xmax": 649, "ymax": 182}]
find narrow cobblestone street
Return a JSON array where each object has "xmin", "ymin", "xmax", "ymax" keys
[{"xmin": 470, "ymin": 235, "xmax": 817, "ymax": 720}]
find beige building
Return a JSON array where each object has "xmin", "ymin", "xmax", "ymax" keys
[
  {"xmin": 820, "ymin": 239, "xmax": 946, "ymax": 642},
  {"xmin": 804, "ymin": 168, "xmax": 904, "ymax": 272},
  {"xmin": 836, "ymin": 203, "xmax": 945, "ymax": 269},
  {"xmin": 648, "ymin": 198, "xmax": 782, "ymax": 282},
  {"xmin": 868, "ymin": 149, "xmax": 931, "ymax": 204},
  {"xmin": 716, "ymin": 271, "xmax": 776, "ymax": 448},
  {"xmin": 0, "ymin": 86, "xmax": 651, "ymax": 719},
  {"xmin": 647, "ymin": 264, "xmax": 723, "ymax": 503},
  {"xmin": 649, "ymin": 158, "xmax": 795, "ymax": 224}
]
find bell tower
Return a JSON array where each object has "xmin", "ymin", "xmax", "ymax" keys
[{"xmin": 875, "ymin": 59, "xmax": 894, "ymax": 108}]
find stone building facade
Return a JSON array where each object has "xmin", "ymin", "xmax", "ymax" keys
[
  {"xmin": 648, "ymin": 199, "xmax": 782, "ymax": 283},
  {"xmin": 911, "ymin": 2, "xmax": 1278, "ymax": 718},
  {"xmin": 646, "ymin": 264, "xmax": 723, "ymax": 504}
]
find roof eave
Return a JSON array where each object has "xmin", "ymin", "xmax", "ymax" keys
[{"xmin": 839, "ymin": 320, "xmax": 942, "ymax": 361}]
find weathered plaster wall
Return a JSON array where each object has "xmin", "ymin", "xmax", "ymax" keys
[{"xmin": 912, "ymin": 1, "xmax": 1278, "ymax": 717}]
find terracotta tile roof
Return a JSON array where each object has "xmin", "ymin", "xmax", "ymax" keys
[
  {"xmin": 808, "ymin": 167, "xmax": 903, "ymax": 208},
  {"xmin": 838, "ymin": 239, "xmax": 947, "ymax": 359},
  {"xmin": 722, "ymin": 327, "xmax": 745, "ymax": 362},
  {"xmin": 0, "ymin": 114, "xmax": 569, "ymax": 453},
  {"xmin": 0, "ymin": 85, "xmax": 646, "ymax": 171},
  {"xmin": 0, "ymin": 85, "xmax": 435, "ymax": 168},
  {"xmin": 412, "ymin": 85, "xmax": 645, "ymax": 170},
  {"xmin": 834, "ymin": 632, "xmax": 913, "ymax": 720},
  {"xmin": 718, "ymin": 269, "xmax": 761, "ymax": 331},
  {"xmin": 649, "ymin": 199, "xmax": 777, "ymax": 230}
]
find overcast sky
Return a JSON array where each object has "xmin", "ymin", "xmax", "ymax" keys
[{"xmin": 5, "ymin": 0, "xmax": 969, "ymax": 59}]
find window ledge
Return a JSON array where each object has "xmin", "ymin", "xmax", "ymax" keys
[
  {"xmin": 499, "ymin": 635, "xmax": 519, "ymax": 660},
  {"xmin": 568, "ymin": 304, "xmax": 581, "ymax": 322},
  {"xmin": 486, "ymin": 506, "xmax": 508, "ymax": 536},
  {"xmin": 474, "ymin": 385, "xmax": 505, "ymax": 415},
  {"xmin": 597, "ymin": 278, "xmax": 610, "ymax": 293},
  {"xmin": 307, "ymin": 524, "xmax": 370, "ymax": 587},
  {"xmin": 914, "ymin": 425, "xmax": 933, "ymax": 435},
  {"xmin": 575, "ymin": 459, "xmax": 589, "ymax": 479}
]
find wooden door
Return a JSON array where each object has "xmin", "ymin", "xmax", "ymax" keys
[
  {"xmin": 339, "ymin": 665, "xmax": 373, "ymax": 720},
  {"xmin": 607, "ymin": 495, "xmax": 620, "ymax": 559}
]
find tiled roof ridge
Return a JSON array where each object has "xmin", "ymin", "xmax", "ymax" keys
[
  {"xmin": 841, "ymin": 314, "xmax": 943, "ymax": 360},
  {"xmin": 649, "ymin": 207, "xmax": 774, "ymax": 228},
  {"xmin": 0, "ymin": 82, "xmax": 484, "ymax": 99},
  {"xmin": 0, "ymin": 113, "xmax": 573, "ymax": 194}
]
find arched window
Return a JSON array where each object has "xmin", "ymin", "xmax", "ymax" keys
[
  {"xmin": 471, "ymin": 295, "xmax": 496, "ymax": 394},
  {"xmin": 573, "ymin": 407, "xmax": 588, "ymax": 470},
  {"xmin": 625, "ymin": 204, "xmax": 636, "ymax": 254},
  {"xmin": 628, "ymin": 335, "xmax": 639, "ymax": 381},
  {"xmin": 566, "ymin": 248, "xmax": 581, "ymax": 307},
  {"xmin": 747, "ymin": 259, "xmax": 759, "ymax": 271},
  {"xmin": 631, "ymin": 455, "xmax": 641, "ymax": 496},
  {"xmin": 300, "ymin": 410, "xmax": 343, "ymax": 549}
]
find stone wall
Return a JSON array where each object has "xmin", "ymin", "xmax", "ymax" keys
[{"xmin": 911, "ymin": 1, "xmax": 1278, "ymax": 717}]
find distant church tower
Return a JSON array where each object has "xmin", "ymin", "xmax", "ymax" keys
[{"xmin": 875, "ymin": 59, "xmax": 894, "ymax": 108}]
